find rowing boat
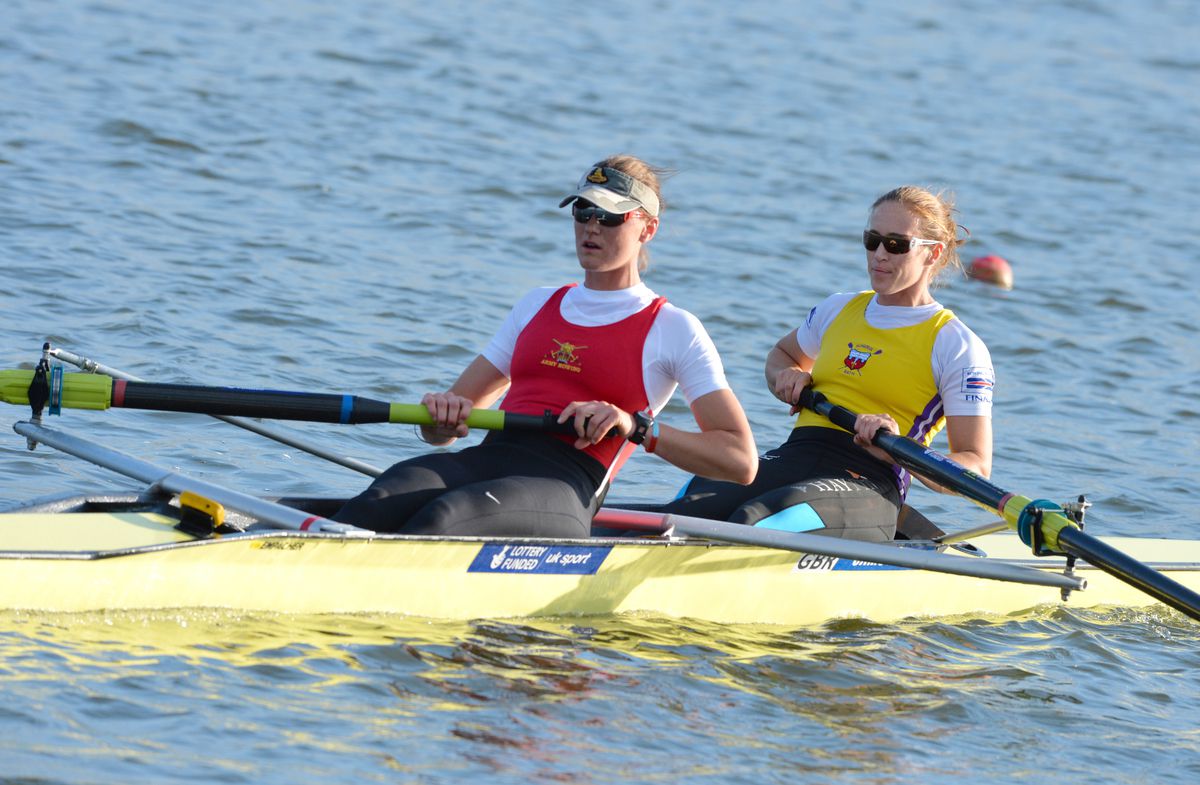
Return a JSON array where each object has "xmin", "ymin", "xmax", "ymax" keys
[
  {"xmin": 2, "ymin": 344, "xmax": 1198, "ymax": 625},
  {"xmin": 3, "ymin": 488, "xmax": 1197, "ymax": 624}
]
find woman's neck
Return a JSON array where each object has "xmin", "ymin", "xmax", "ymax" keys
[
  {"xmin": 874, "ymin": 282, "xmax": 934, "ymax": 307},
  {"xmin": 583, "ymin": 267, "xmax": 641, "ymax": 291}
]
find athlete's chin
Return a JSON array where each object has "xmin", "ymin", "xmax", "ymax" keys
[{"xmin": 577, "ymin": 254, "xmax": 620, "ymax": 270}]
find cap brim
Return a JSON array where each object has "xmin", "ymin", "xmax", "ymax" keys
[{"xmin": 558, "ymin": 185, "xmax": 644, "ymax": 214}]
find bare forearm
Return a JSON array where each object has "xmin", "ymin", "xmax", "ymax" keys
[
  {"xmin": 641, "ymin": 389, "xmax": 758, "ymax": 484},
  {"xmin": 765, "ymin": 333, "xmax": 814, "ymax": 411},
  {"xmin": 764, "ymin": 346, "xmax": 798, "ymax": 391},
  {"xmin": 650, "ymin": 424, "xmax": 757, "ymax": 485},
  {"xmin": 906, "ymin": 414, "xmax": 992, "ymax": 494},
  {"xmin": 911, "ymin": 448, "xmax": 991, "ymax": 494}
]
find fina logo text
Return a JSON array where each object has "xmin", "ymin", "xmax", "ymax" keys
[{"xmin": 960, "ymin": 366, "xmax": 995, "ymax": 403}]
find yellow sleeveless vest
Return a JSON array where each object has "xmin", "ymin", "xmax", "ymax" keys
[{"xmin": 794, "ymin": 292, "xmax": 957, "ymax": 446}]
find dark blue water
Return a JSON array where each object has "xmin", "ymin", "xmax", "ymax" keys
[{"xmin": 1, "ymin": 0, "xmax": 1198, "ymax": 782}]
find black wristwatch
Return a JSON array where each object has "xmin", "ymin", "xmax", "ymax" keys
[{"xmin": 629, "ymin": 411, "xmax": 654, "ymax": 445}]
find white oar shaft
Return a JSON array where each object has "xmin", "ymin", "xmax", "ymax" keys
[
  {"xmin": 46, "ymin": 347, "xmax": 384, "ymax": 478},
  {"xmin": 14, "ymin": 421, "xmax": 372, "ymax": 535},
  {"xmin": 663, "ymin": 512, "xmax": 1085, "ymax": 590},
  {"xmin": 935, "ymin": 520, "xmax": 1011, "ymax": 545}
]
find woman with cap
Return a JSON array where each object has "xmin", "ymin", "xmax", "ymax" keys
[
  {"xmin": 660, "ymin": 185, "xmax": 994, "ymax": 542},
  {"xmin": 332, "ymin": 154, "xmax": 757, "ymax": 536}
]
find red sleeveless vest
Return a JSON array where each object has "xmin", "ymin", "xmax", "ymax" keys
[{"xmin": 501, "ymin": 285, "xmax": 666, "ymax": 468}]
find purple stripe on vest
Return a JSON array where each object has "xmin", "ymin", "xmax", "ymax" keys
[
  {"xmin": 892, "ymin": 464, "xmax": 912, "ymax": 501},
  {"xmin": 893, "ymin": 394, "xmax": 944, "ymax": 500},
  {"xmin": 907, "ymin": 394, "xmax": 944, "ymax": 443}
]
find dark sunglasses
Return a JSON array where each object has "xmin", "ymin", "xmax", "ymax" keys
[
  {"xmin": 862, "ymin": 229, "xmax": 942, "ymax": 255},
  {"xmin": 572, "ymin": 201, "xmax": 643, "ymax": 227}
]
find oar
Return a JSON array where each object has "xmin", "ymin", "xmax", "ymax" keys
[
  {"xmin": 592, "ymin": 508, "xmax": 1084, "ymax": 590},
  {"xmin": 45, "ymin": 346, "xmax": 385, "ymax": 477},
  {"xmin": 799, "ymin": 389, "xmax": 1200, "ymax": 621},
  {"xmin": 0, "ymin": 368, "xmax": 591, "ymax": 436},
  {"xmin": 13, "ymin": 420, "xmax": 371, "ymax": 535}
]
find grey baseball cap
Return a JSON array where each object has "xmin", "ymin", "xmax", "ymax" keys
[{"xmin": 559, "ymin": 166, "xmax": 660, "ymax": 217}]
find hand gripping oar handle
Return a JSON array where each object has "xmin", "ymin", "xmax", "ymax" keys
[
  {"xmin": 384, "ymin": 403, "xmax": 606, "ymax": 436},
  {"xmin": 797, "ymin": 388, "xmax": 1200, "ymax": 621},
  {"xmin": 0, "ymin": 369, "xmax": 612, "ymax": 439},
  {"xmin": 798, "ymin": 388, "xmax": 1006, "ymax": 511}
]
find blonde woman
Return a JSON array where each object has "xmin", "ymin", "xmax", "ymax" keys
[
  {"xmin": 334, "ymin": 155, "xmax": 756, "ymax": 536},
  {"xmin": 662, "ymin": 186, "xmax": 993, "ymax": 542}
]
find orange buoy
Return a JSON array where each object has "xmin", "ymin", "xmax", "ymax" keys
[{"xmin": 967, "ymin": 255, "xmax": 1013, "ymax": 290}]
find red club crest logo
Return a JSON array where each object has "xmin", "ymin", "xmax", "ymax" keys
[
  {"xmin": 541, "ymin": 339, "xmax": 587, "ymax": 374},
  {"xmin": 843, "ymin": 342, "xmax": 883, "ymax": 374}
]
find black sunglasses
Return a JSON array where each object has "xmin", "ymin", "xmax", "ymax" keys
[
  {"xmin": 862, "ymin": 229, "xmax": 942, "ymax": 255},
  {"xmin": 573, "ymin": 201, "xmax": 640, "ymax": 227}
]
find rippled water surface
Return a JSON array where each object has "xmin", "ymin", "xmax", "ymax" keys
[{"xmin": 2, "ymin": 0, "xmax": 1198, "ymax": 782}]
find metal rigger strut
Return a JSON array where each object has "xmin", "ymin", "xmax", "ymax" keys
[
  {"xmin": 1058, "ymin": 495, "xmax": 1090, "ymax": 601},
  {"xmin": 24, "ymin": 342, "xmax": 60, "ymax": 449}
]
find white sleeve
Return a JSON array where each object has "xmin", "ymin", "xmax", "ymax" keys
[
  {"xmin": 795, "ymin": 292, "xmax": 859, "ymax": 358},
  {"xmin": 641, "ymin": 305, "xmax": 729, "ymax": 413},
  {"xmin": 932, "ymin": 320, "xmax": 995, "ymax": 417},
  {"xmin": 480, "ymin": 287, "xmax": 558, "ymax": 377}
]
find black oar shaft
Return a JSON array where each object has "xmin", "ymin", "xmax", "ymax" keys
[
  {"xmin": 113, "ymin": 380, "xmax": 595, "ymax": 436},
  {"xmin": 1058, "ymin": 527, "xmax": 1200, "ymax": 619},
  {"xmin": 114, "ymin": 380, "xmax": 392, "ymax": 424}
]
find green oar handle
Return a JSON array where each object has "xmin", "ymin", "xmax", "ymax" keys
[
  {"xmin": 387, "ymin": 403, "xmax": 610, "ymax": 438},
  {"xmin": 387, "ymin": 404, "xmax": 506, "ymax": 430}
]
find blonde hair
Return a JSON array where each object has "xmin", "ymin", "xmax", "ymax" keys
[
  {"xmin": 871, "ymin": 186, "xmax": 969, "ymax": 284},
  {"xmin": 592, "ymin": 154, "xmax": 668, "ymax": 272}
]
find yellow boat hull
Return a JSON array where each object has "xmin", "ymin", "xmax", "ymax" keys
[{"xmin": 2, "ymin": 507, "xmax": 1197, "ymax": 624}]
